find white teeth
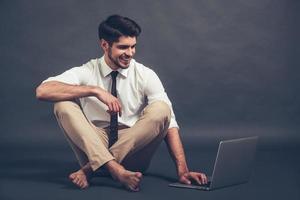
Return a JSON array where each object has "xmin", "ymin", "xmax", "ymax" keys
[{"xmin": 121, "ymin": 57, "xmax": 130, "ymax": 61}]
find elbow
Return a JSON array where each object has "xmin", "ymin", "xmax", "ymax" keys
[{"xmin": 36, "ymin": 84, "xmax": 47, "ymax": 100}]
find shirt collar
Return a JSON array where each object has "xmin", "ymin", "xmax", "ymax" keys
[{"xmin": 100, "ymin": 56, "xmax": 130, "ymax": 78}]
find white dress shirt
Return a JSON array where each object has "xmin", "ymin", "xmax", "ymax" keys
[{"xmin": 43, "ymin": 56, "xmax": 179, "ymax": 129}]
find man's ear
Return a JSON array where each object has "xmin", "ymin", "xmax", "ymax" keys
[{"xmin": 100, "ymin": 39, "xmax": 109, "ymax": 52}]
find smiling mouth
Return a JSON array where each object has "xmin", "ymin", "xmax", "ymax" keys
[{"xmin": 119, "ymin": 56, "xmax": 131, "ymax": 64}]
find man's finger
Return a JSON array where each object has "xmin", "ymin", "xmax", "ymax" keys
[
  {"xmin": 118, "ymin": 101, "xmax": 122, "ymax": 116},
  {"xmin": 108, "ymin": 103, "xmax": 114, "ymax": 113},
  {"xmin": 115, "ymin": 102, "xmax": 122, "ymax": 116},
  {"xmin": 201, "ymin": 174, "xmax": 208, "ymax": 184},
  {"xmin": 114, "ymin": 99, "xmax": 122, "ymax": 116},
  {"xmin": 191, "ymin": 174, "xmax": 202, "ymax": 185},
  {"xmin": 180, "ymin": 176, "xmax": 191, "ymax": 185},
  {"xmin": 196, "ymin": 173, "xmax": 207, "ymax": 184},
  {"xmin": 116, "ymin": 101, "xmax": 122, "ymax": 114},
  {"xmin": 112, "ymin": 102, "xmax": 118, "ymax": 113}
]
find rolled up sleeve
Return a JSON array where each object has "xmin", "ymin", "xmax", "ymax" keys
[
  {"xmin": 42, "ymin": 65, "xmax": 91, "ymax": 85},
  {"xmin": 144, "ymin": 69, "xmax": 179, "ymax": 129}
]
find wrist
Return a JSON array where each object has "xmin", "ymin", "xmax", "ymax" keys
[
  {"xmin": 90, "ymin": 86, "xmax": 103, "ymax": 98},
  {"xmin": 177, "ymin": 165, "xmax": 189, "ymax": 177}
]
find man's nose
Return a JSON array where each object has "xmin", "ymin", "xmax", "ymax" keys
[{"xmin": 125, "ymin": 48, "xmax": 134, "ymax": 57}]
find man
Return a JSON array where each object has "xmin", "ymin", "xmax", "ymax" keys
[{"xmin": 36, "ymin": 15, "xmax": 207, "ymax": 192}]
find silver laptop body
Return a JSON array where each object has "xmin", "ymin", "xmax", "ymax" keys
[{"xmin": 169, "ymin": 136, "xmax": 258, "ymax": 191}]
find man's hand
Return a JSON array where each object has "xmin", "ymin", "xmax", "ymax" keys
[
  {"xmin": 164, "ymin": 129, "xmax": 208, "ymax": 186},
  {"xmin": 179, "ymin": 171, "xmax": 208, "ymax": 185},
  {"xmin": 94, "ymin": 87, "xmax": 122, "ymax": 116}
]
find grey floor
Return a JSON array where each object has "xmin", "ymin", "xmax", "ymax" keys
[{"xmin": 0, "ymin": 136, "xmax": 299, "ymax": 200}]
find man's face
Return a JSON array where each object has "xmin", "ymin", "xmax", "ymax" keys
[{"xmin": 103, "ymin": 36, "xmax": 137, "ymax": 70}]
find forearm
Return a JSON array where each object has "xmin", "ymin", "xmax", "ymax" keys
[
  {"xmin": 36, "ymin": 81, "xmax": 99, "ymax": 102},
  {"xmin": 164, "ymin": 128, "xmax": 189, "ymax": 176}
]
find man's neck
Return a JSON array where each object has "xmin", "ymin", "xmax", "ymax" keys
[{"xmin": 104, "ymin": 55, "xmax": 118, "ymax": 71}]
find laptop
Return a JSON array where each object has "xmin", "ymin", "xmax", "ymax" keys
[{"xmin": 169, "ymin": 136, "xmax": 258, "ymax": 191}]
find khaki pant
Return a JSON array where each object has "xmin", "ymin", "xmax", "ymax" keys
[{"xmin": 54, "ymin": 100, "xmax": 171, "ymax": 172}]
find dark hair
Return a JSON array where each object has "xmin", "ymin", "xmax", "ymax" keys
[{"xmin": 98, "ymin": 15, "xmax": 141, "ymax": 45}]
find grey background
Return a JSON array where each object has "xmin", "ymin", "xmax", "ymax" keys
[{"xmin": 0, "ymin": 0, "xmax": 299, "ymax": 199}]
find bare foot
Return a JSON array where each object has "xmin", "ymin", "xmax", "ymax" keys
[
  {"xmin": 69, "ymin": 169, "xmax": 89, "ymax": 189},
  {"xmin": 69, "ymin": 164, "xmax": 92, "ymax": 189},
  {"xmin": 117, "ymin": 170, "xmax": 143, "ymax": 192},
  {"xmin": 106, "ymin": 160, "xmax": 143, "ymax": 192}
]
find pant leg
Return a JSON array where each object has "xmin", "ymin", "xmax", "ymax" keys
[
  {"xmin": 109, "ymin": 101, "xmax": 171, "ymax": 172},
  {"xmin": 54, "ymin": 101, "xmax": 114, "ymax": 171}
]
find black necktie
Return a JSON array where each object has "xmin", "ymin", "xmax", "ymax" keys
[{"xmin": 109, "ymin": 71, "xmax": 118, "ymax": 147}]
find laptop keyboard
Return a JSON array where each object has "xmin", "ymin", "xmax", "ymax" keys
[
  {"xmin": 194, "ymin": 182, "xmax": 211, "ymax": 187},
  {"xmin": 169, "ymin": 181, "xmax": 211, "ymax": 190},
  {"xmin": 190, "ymin": 180, "xmax": 211, "ymax": 187}
]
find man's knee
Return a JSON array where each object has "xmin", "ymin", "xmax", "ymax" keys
[
  {"xmin": 144, "ymin": 101, "xmax": 171, "ymax": 124},
  {"xmin": 53, "ymin": 101, "xmax": 80, "ymax": 118}
]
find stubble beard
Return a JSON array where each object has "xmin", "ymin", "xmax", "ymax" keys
[{"xmin": 108, "ymin": 48, "xmax": 130, "ymax": 70}]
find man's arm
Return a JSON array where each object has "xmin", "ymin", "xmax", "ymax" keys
[
  {"xmin": 164, "ymin": 127, "xmax": 208, "ymax": 185},
  {"xmin": 36, "ymin": 81, "xmax": 122, "ymax": 114},
  {"xmin": 142, "ymin": 68, "xmax": 206, "ymax": 183}
]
